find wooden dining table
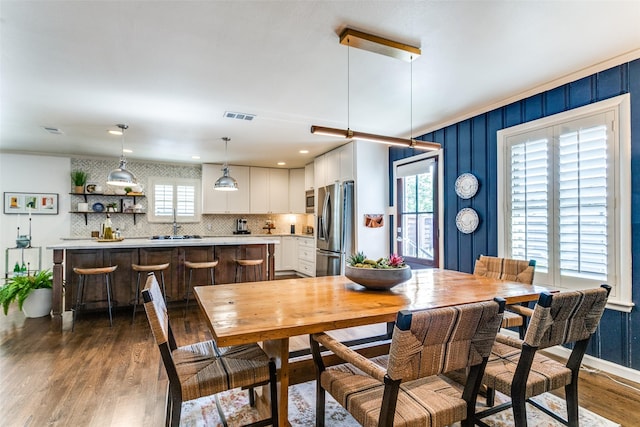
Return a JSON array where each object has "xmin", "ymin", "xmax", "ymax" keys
[{"xmin": 194, "ymin": 268, "xmax": 549, "ymax": 427}]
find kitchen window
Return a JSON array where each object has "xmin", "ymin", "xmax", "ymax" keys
[
  {"xmin": 147, "ymin": 177, "xmax": 201, "ymax": 223},
  {"xmin": 497, "ymin": 94, "xmax": 632, "ymax": 311}
]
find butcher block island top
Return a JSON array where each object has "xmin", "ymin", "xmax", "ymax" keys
[{"xmin": 48, "ymin": 236, "xmax": 279, "ymax": 331}]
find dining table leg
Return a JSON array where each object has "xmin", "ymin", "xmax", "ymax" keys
[{"xmin": 262, "ymin": 337, "xmax": 291, "ymax": 427}]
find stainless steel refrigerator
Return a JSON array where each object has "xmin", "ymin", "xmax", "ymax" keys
[{"xmin": 316, "ymin": 181, "xmax": 354, "ymax": 276}]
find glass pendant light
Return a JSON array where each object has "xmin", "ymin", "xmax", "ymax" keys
[
  {"xmin": 214, "ymin": 137, "xmax": 238, "ymax": 191},
  {"xmin": 106, "ymin": 124, "xmax": 138, "ymax": 186}
]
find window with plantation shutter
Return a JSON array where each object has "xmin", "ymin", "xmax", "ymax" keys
[
  {"xmin": 148, "ymin": 177, "xmax": 200, "ymax": 223},
  {"xmin": 498, "ymin": 95, "xmax": 632, "ymax": 312}
]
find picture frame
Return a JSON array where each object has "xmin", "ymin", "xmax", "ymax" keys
[{"xmin": 3, "ymin": 192, "xmax": 59, "ymax": 215}]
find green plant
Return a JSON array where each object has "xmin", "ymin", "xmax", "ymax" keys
[
  {"xmin": 347, "ymin": 253, "xmax": 406, "ymax": 269},
  {"xmin": 0, "ymin": 270, "xmax": 53, "ymax": 315},
  {"xmin": 124, "ymin": 186, "xmax": 132, "ymax": 193},
  {"xmin": 70, "ymin": 170, "xmax": 88, "ymax": 186}
]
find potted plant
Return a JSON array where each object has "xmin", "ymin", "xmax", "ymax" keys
[
  {"xmin": 70, "ymin": 170, "xmax": 88, "ymax": 193},
  {"xmin": 0, "ymin": 269, "xmax": 53, "ymax": 318}
]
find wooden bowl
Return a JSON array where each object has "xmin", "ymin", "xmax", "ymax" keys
[{"xmin": 345, "ymin": 265, "xmax": 412, "ymax": 290}]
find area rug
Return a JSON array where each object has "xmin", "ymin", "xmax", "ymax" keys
[{"xmin": 181, "ymin": 380, "xmax": 619, "ymax": 426}]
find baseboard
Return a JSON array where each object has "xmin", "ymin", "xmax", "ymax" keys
[{"xmin": 501, "ymin": 329, "xmax": 640, "ymax": 384}]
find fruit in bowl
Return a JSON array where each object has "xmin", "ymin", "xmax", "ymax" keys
[{"xmin": 345, "ymin": 252, "xmax": 411, "ymax": 290}]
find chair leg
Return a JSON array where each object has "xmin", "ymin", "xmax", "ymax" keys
[
  {"xmin": 512, "ymin": 392, "xmax": 528, "ymax": 427},
  {"xmin": 184, "ymin": 269, "xmax": 193, "ymax": 314},
  {"xmin": 105, "ymin": 272, "xmax": 113, "ymax": 327},
  {"xmin": 210, "ymin": 267, "xmax": 215, "ymax": 285},
  {"xmin": 132, "ymin": 271, "xmax": 141, "ymax": 324},
  {"xmin": 316, "ymin": 375, "xmax": 325, "ymax": 427},
  {"xmin": 72, "ymin": 274, "xmax": 84, "ymax": 332},
  {"xmin": 486, "ymin": 386, "xmax": 495, "ymax": 407},
  {"xmin": 269, "ymin": 359, "xmax": 279, "ymax": 426},
  {"xmin": 249, "ymin": 387, "xmax": 256, "ymax": 407},
  {"xmin": 170, "ymin": 392, "xmax": 182, "ymax": 427},
  {"xmin": 235, "ymin": 264, "xmax": 241, "ymax": 282},
  {"xmin": 565, "ymin": 381, "xmax": 580, "ymax": 427},
  {"xmin": 165, "ymin": 387, "xmax": 173, "ymax": 427}
]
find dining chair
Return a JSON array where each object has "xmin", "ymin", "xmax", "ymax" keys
[
  {"xmin": 477, "ymin": 284, "xmax": 611, "ymax": 427},
  {"xmin": 474, "ymin": 254, "xmax": 536, "ymax": 338},
  {"xmin": 310, "ymin": 298, "xmax": 506, "ymax": 427},
  {"xmin": 141, "ymin": 272, "xmax": 278, "ymax": 427}
]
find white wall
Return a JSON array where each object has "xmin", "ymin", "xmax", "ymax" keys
[
  {"xmin": 354, "ymin": 141, "xmax": 389, "ymax": 259},
  {"xmin": 0, "ymin": 153, "xmax": 70, "ymax": 273}
]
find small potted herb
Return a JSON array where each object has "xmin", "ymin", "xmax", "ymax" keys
[
  {"xmin": 0, "ymin": 269, "xmax": 53, "ymax": 317},
  {"xmin": 70, "ymin": 170, "xmax": 88, "ymax": 193}
]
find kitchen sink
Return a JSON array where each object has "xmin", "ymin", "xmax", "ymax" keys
[{"xmin": 150, "ymin": 235, "xmax": 202, "ymax": 240}]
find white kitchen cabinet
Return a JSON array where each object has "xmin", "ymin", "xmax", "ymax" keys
[
  {"xmin": 280, "ymin": 235, "xmax": 298, "ymax": 271},
  {"xmin": 296, "ymin": 236, "xmax": 315, "ymax": 277},
  {"xmin": 289, "ymin": 168, "xmax": 305, "ymax": 214},
  {"xmin": 304, "ymin": 162, "xmax": 314, "ymax": 190},
  {"xmin": 273, "ymin": 237, "xmax": 282, "ymax": 271},
  {"xmin": 313, "ymin": 143, "xmax": 354, "ymax": 188},
  {"xmin": 250, "ymin": 167, "xmax": 289, "ymax": 213},
  {"xmin": 202, "ymin": 164, "xmax": 250, "ymax": 213}
]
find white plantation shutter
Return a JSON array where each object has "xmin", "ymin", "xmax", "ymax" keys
[
  {"xmin": 509, "ymin": 136, "xmax": 550, "ymax": 273},
  {"xmin": 148, "ymin": 178, "xmax": 200, "ymax": 223},
  {"xmin": 558, "ymin": 122, "xmax": 609, "ymax": 282}
]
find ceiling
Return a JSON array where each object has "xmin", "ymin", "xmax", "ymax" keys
[{"xmin": 1, "ymin": 1, "xmax": 639, "ymax": 169}]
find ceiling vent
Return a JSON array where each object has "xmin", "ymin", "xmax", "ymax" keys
[
  {"xmin": 224, "ymin": 111, "xmax": 256, "ymax": 121},
  {"xmin": 42, "ymin": 126, "xmax": 63, "ymax": 135}
]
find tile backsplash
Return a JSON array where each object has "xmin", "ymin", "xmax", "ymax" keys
[{"xmin": 70, "ymin": 158, "xmax": 313, "ymax": 238}]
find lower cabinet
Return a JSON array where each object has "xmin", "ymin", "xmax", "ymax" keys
[
  {"xmin": 215, "ymin": 244, "xmax": 267, "ymax": 284},
  {"xmin": 297, "ymin": 237, "xmax": 316, "ymax": 277}
]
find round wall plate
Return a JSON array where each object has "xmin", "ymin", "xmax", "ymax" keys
[
  {"xmin": 456, "ymin": 208, "xmax": 479, "ymax": 234},
  {"xmin": 92, "ymin": 202, "xmax": 105, "ymax": 213},
  {"xmin": 455, "ymin": 173, "xmax": 479, "ymax": 199}
]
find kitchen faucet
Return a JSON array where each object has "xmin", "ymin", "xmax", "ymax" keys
[{"xmin": 172, "ymin": 209, "xmax": 181, "ymax": 236}]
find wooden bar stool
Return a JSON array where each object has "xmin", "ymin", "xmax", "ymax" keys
[
  {"xmin": 72, "ymin": 265, "xmax": 117, "ymax": 331},
  {"xmin": 131, "ymin": 262, "xmax": 170, "ymax": 323},
  {"xmin": 184, "ymin": 260, "xmax": 218, "ymax": 312},
  {"xmin": 235, "ymin": 259, "xmax": 264, "ymax": 282}
]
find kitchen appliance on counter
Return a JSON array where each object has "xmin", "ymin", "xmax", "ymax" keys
[
  {"xmin": 234, "ymin": 218, "xmax": 250, "ymax": 234},
  {"xmin": 316, "ymin": 181, "xmax": 354, "ymax": 277}
]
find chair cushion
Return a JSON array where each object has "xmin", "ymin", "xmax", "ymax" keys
[
  {"xmin": 482, "ymin": 340, "xmax": 572, "ymax": 399},
  {"xmin": 321, "ymin": 356, "xmax": 467, "ymax": 427},
  {"xmin": 173, "ymin": 341, "xmax": 270, "ymax": 401}
]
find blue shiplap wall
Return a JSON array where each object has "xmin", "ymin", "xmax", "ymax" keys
[{"xmin": 389, "ymin": 59, "xmax": 639, "ymax": 369}]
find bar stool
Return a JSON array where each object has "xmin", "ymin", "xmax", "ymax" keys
[
  {"xmin": 235, "ymin": 259, "xmax": 264, "ymax": 282},
  {"xmin": 72, "ymin": 265, "xmax": 117, "ymax": 331},
  {"xmin": 131, "ymin": 262, "xmax": 170, "ymax": 323},
  {"xmin": 184, "ymin": 260, "xmax": 218, "ymax": 312}
]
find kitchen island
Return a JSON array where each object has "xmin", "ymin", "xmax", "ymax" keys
[{"xmin": 47, "ymin": 236, "xmax": 279, "ymax": 331}]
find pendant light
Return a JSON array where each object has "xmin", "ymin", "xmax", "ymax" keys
[
  {"xmin": 106, "ymin": 124, "xmax": 138, "ymax": 186},
  {"xmin": 214, "ymin": 137, "xmax": 238, "ymax": 191},
  {"xmin": 310, "ymin": 28, "xmax": 441, "ymax": 152}
]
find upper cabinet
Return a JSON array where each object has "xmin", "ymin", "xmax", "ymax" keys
[
  {"xmin": 304, "ymin": 163, "xmax": 314, "ymax": 191},
  {"xmin": 202, "ymin": 164, "xmax": 250, "ymax": 214},
  {"xmin": 249, "ymin": 167, "xmax": 289, "ymax": 214},
  {"xmin": 289, "ymin": 168, "xmax": 305, "ymax": 214},
  {"xmin": 314, "ymin": 143, "xmax": 354, "ymax": 188}
]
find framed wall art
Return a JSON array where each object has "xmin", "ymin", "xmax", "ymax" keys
[{"xmin": 3, "ymin": 192, "xmax": 59, "ymax": 215}]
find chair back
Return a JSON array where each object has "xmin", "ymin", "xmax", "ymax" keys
[
  {"xmin": 474, "ymin": 255, "xmax": 536, "ymax": 284},
  {"xmin": 524, "ymin": 285, "xmax": 610, "ymax": 349},
  {"xmin": 142, "ymin": 273, "xmax": 170, "ymax": 346},
  {"xmin": 386, "ymin": 298, "xmax": 505, "ymax": 381}
]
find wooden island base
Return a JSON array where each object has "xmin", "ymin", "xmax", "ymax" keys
[{"xmin": 48, "ymin": 237, "xmax": 278, "ymax": 332}]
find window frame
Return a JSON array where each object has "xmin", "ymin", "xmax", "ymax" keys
[
  {"xmin": 497, "ymin": 94, "xmax": 632, "ymax": 312},
  {"xmin": 147, "ymin": 176, "xmax": 201, "ymax": 223}
]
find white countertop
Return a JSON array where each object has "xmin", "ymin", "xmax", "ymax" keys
[{"xmin": 47, "ymin": 236, "xmax": 283, "ymax": 250}]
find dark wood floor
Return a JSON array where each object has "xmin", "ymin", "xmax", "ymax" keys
[{"xmin": 1, "ymin": 303, "xmax": 639, "ymax": 426}]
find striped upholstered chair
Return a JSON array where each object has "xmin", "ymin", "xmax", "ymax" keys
[
  {"xmin": 142, "ymin": 273, "xmax": 278, "ymax": 427},
  {"xmin": 474, "ymin": 255, "xmax": 536, "ymax": 338},
  {"xmin": 310, "ymin": 298, "xmax": 506, "ymax": 427},
  {"xmin": 477, "ymin": 285, "xmax": 611, "ymax": 427}
]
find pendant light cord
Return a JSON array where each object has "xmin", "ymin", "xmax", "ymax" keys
[
  {"xmin": 410, "ymin": 55, "xmax": 413, "ymax": 141},
  {"xmin": 347, "ymin": 38, "xmax": 350, "ymax": 131}
]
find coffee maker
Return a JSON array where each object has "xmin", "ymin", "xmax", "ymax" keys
[{"xmin": 234, "ymin": 218, "xmax": 250, "ymax": 234}]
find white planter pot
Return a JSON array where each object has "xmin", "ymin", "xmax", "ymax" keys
[{"xmin": 22, "ymin": 288, "xmax": 52, "ymax": 318}]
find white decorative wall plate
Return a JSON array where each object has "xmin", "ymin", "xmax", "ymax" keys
[
  {"xmin": 456, "ymin": 207, "xmax": 479, "ymax": 234},
  {"xmin": 455, "ymin": 173, "xmax": 479, "ymax": 199}
]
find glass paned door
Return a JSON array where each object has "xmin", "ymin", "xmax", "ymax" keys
[{"xmin": 396, "ymin": 158, "xmax": 438, "ymax": 268}]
